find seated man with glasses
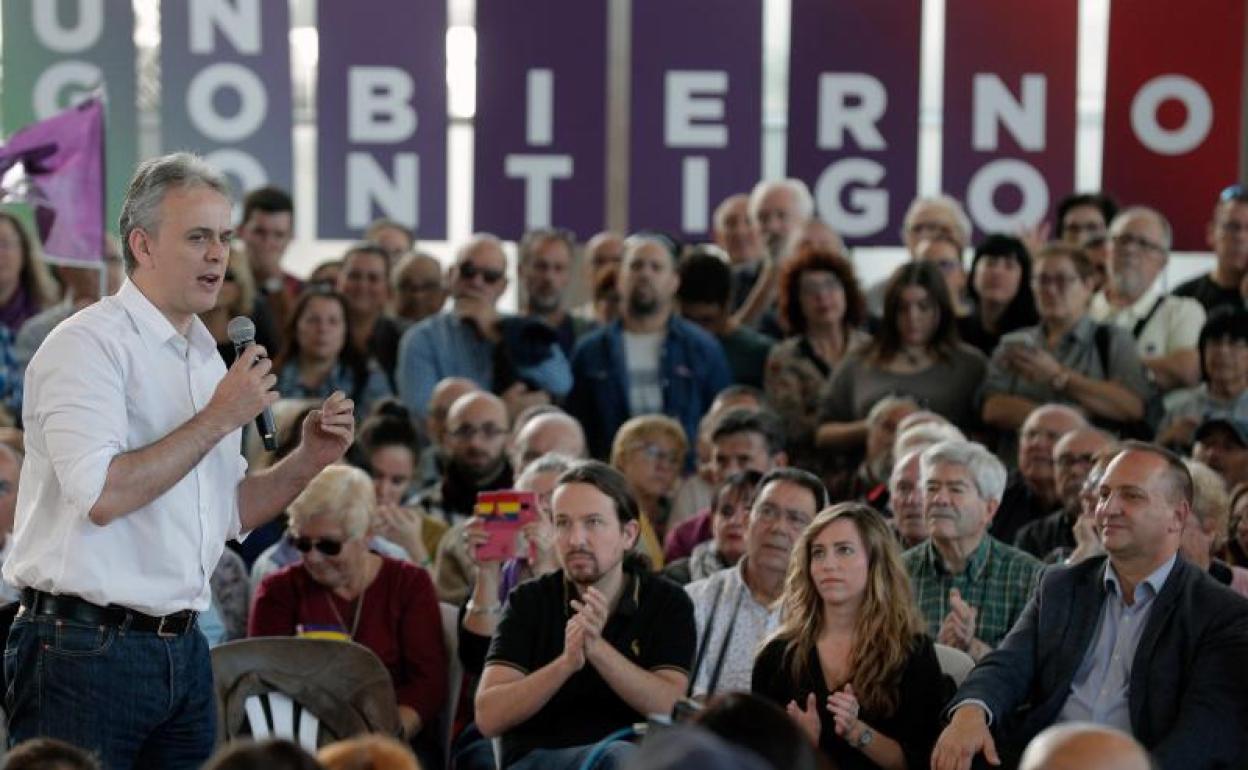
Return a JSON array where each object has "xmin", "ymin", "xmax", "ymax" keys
[
  {"xmin": 1173, "ymin": 184, "xmax": 1248, "ymax": 314},
  {"xmin": 396, "ymin": 233, "xmax": 571, "ymax": 421},
  {"xmin": 1087, "ymin": 207, "xmax": 1207, "ymax": 391},
  {"xmin": 249, "ymin": 464, "xmax": 447, "ymax": 767}
]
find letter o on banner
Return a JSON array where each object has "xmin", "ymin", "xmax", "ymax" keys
[
  {"xmin": 967, "ymin": 159, "xmax": 1049, "ymax": 233},
  {"xmin": 205, "ymin": 148, "xmax": 269, "ymax": 196},
  {"xmin": 1130, "ymin": 75, "xmax": 1213, "ymax": 156},
  {"xmin": 187, "ymin": 62, "xmax": 269, "ymax": 143}
]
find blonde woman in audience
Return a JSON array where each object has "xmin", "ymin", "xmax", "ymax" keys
[
  {"xmin": 1226, "ymin": 482, "xmax": 1248, "ymax": 567},
  {"xmin": 0, "ymin": 211, "xmax": 60, "ymax": 333},
  {"xmin": 610, "ymin": 415, "xmax": 688, "ymax": 569},
  {"xmin": 1181, "ymin": 460, "xmax": 1248, "ymax": 597},
  {"xmin": 249, "ymin": 465, "xmax": 446, "ymax": 767},
  {"xmin": 752, "ymin": 503, "xmax": 948, "ymax": 770}
]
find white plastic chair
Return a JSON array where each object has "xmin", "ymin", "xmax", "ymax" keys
[{"xmin": 934, "ymin": 643, "xmax": 976, "ymax": 686}]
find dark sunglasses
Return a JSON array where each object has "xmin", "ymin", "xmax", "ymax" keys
[
  {"xmin": 286, "ymin": 534, "xmax": 346, "ymax": 556},
  {"xmin": 458, "ymin": 262, "xmax": 505, "ymax": 284}
]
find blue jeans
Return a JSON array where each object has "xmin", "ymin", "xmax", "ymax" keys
[
  {"xmin": 4, "ymin": 611, "xmax": 216, "ymax": 769},
  {"xmin": 508, "ymin": 741, "xmax": 635, "ymax": 770}
]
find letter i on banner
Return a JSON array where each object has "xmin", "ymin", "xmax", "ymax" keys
[
  {"xmin": 1, "ymin": 0, "xmax": 138, "ymax": 230},
  {"xmin": 317, "ymin": 0, "xmax": 448, "ymax": 239},
  {"xmin": 942, "ymin": 0, "xmax": 1077, "ymax": 240},
  {"xmin": 474, "ymin": 0, "xmax": 608, "ymax": 239},
  {"xmin": 1102, "ymin": 0, "xmax": 1245, "ymax": 250},
  {"xmin": 161, "ymin": 0, "xmax": 294, "ymax": 203},
  {"xmin": 628, "ymin": 0, "xmax": 763, "ymax": 239},
  {"xmin": 786, "ymin": 0, "xmax": 921, "ymax": 246}
]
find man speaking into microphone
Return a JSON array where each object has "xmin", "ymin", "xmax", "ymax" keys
[{"xmin": 2, "ymin": 153, "xmax": 355, "ymax": 769}]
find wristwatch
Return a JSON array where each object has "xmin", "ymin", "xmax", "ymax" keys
[
  {"xmin": 854, "ymin": 726, "xmax": 874, "ymax": 749},
  {"xmin": 1050, "ymin": 368, "xmax": 1071, "ymax": 392},
  {"xmin": 465, "ymin": 599, "xmax": 501, "ymax": 616}
]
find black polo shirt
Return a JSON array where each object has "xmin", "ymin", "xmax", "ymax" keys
[{"xmin": 484, "ymin": 563, "xmax": 696, "ymax": 765}]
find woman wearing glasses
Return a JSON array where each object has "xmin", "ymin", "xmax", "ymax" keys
[
  {"xmin": 752, "ymin": 503, "xmax": 948, "ymax": 770},
  {"xmin": 980, "ymin": 243, "xmax": 1152, "ymax": 436},
  {"xmin": 273, "ymin": 289, "xmax": 393, "ymax": 419},
  {"xmin": 610, "ymin": 415, "xmax": 689, "ymax": 569},
  {"xmin": 249, "ymin": 464, "xmax": 447, "ymax": 763}
]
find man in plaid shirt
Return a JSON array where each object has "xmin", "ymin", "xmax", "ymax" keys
[{"xmin": 904, "ymin": 440, "xmax": 1042, "ymax": 660}]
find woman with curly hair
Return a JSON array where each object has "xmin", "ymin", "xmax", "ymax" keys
[
  {"xmin": 752, "ymin": 503, "xmax": 948, "ymax": 770},
  {"xmin": 763, "ymin": 246, "xmax": 870, "ymax": 474}
]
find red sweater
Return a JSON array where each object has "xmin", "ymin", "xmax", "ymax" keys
[{"xmin": 249, "ymin": 555, "xmax": 448, "ymax": 723}]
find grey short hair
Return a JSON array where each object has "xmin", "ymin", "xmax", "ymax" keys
[
  {"xmin": 893, "ymin": 422, "xmax": 966, "ymax": 465},
  {"xmin": 901, "ymin": 194, "xmax": 973, "ymax": 248},
  {"xmin": 920, "ymin": 440, "xmax": 1007, "ymax": 502},
  {"xmin": 1111, "ymin": 206, "xmax": 1173, "ymax": 252},
  {"xmin": 748, "ymin": 178, "xmax": 815, "ymax": 222},
  {"xmin": 517, "ymin": 452, "xmax": 578, "ymax": 488},
  {"xmin": 288, "ymin": 464, "xmax": 377, "ymax": 539},
  {"xmin": 119, "ymin": 152, "xmax": 231, "ymax": 275},
  {"xmin": 1183, "ymin": 459, "xmax": 1229, "ymax": 548},
  {"xmin": 454, "ymin": 233, "xmax": 506, "ymax": 265}
]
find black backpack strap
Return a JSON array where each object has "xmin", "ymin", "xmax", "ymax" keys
[
  {"xmin": 1094, "ymin": 324, "xmax": 1113, "ymax": 376},
  {"xmin": 704, "ymin": 583, "xmax": 748, "ymax": 697},
  {"xmin": 1131, "ymin": 296, "xmax": 1167, "ymax": 339},
  {"xmin": 687, "ymin": 579, "xmax": 726, "ymax": 696}
]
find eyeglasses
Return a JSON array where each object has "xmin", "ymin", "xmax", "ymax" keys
[
  {"xmin": 632, "ymin": 443, "xmax": 681, "ymax": 467},
  {"xmin": 448, "ymin": 423, "xmax": 507, "ymax": 441},
  {"xmin": 1110, "ymin": 233, "xmax": 1166, "ymax": 254},
  {"xmin": 398, "ymin": 279, "xmax": 442, "ymax": 294},
  {"xmin": 799, "ymin": 273, "xmax": 843, "ymax": 296},
  {"xmin": 753, "ymin": 502, "xmax": 812, "ymax": 531},
  {"xmin": 1056, "ymin": 453, "xmax": 1097, "ymax": 470},
  {"xmin": 457, "ymin": 262, "xmax": 505, "ymax": 284},
  {"xmin": 1218, "ymin": 222, "xmax": 1248, "ymax": 237},
  {"xmin": 286, "ymin": 534, "xmax": 346, "ymax": 556}
]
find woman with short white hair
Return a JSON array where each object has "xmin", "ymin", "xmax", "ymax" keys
[{"xmin": 249, "ymin": 464, "xmax": 447, "ymax": 761}]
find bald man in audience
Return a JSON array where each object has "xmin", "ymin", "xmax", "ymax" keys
[
  {"xmin": 1015, "ymin": 427, "xmax": 1115, "ymax": 561},
  {"xmin": 392, "ymin": 252, "xmax": 447, "ymax": 326},
  {"xmin": 509, "ymin": 410, "xmax": 587, "ymax": 476},
  {"xmin": 994, "ymin": 405, "xmax": 1087, "ymax": 544},
  {"xmin": 417, "ymin": 377, "xmax": 480, "ymax": 488},
  {"xmin": 1019, "ymin": 724, "xmax": 1151, "ymax": 770},
  {"xmin": 426, "ymin": 391, "xmax": 516, "ymax": 603}
]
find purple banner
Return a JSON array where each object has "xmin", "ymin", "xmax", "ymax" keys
[
  {"xmin": 786, "ymin": 0, "xmax": 922, "ymax": 246},
  {"xmin": 628, "ymin": 0, "xmax": 763, "ymax": 238},
  {"xmin": 942, "ymin": 0, "xmax": 1078, "ymax": 239},
  {"xmin": 474, "ymin": 0, "xmax": 608, "ymax": 240},
  {"xmin": 160, "ymin": 0, "xmax": 293, "ymax": 200},
  {"xmin": 317, "ymin": 0, "xmax": 447, "ymax": 239}
]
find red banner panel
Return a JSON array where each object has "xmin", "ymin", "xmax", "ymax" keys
[
  {"xmin": 943, "ymin": 0, "xmax": 1078, "ymax": 240},
  {"xmin": 1102, "ymin": 0, "xmax": 1246, "ymax": 249}
]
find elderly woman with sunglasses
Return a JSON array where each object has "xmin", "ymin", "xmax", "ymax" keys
[
  {"xmin": 610, "ymin": 414, "xmax": 689, "ymax": 570},
  {"xmin": 249, "ymin": 465, "xmax": 447, "ymax": 751}
]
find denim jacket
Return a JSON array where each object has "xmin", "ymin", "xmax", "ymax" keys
[{"xmin": 567, "ymin": 315, "xmax": 732, "ymax": 460}]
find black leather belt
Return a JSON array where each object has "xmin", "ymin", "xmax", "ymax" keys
[{"xmin": 20, "ymin": 588, "xmax": 197, "ymax": 637}]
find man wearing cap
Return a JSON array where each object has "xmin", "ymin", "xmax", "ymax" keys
[
  {"xmin": 1192, "ymin": 416, "xmax": 1248, "ymax": 488},
  {"xmin": 568, "ymin": 234, "xmax": 731, "ymax": 461}
]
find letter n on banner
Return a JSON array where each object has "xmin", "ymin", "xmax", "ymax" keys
[
  {"xmin": 1102, "ymin": 0, "xmax": 1245, "ymax": 250},
  {"xmin": 942, "ymin": 0, "xmax": 1076, "ymax": 241},
  {"xmin": 787, "ymin": 0, "xmax": 921, "ymax": 246},
  {"xmin": 628, "ymin": 0, "xmax": 763, "ymax": 239},
  {"xmin": 0, "ymin": 0, "xmax": 137, "ymax": 231},
  {"xmin": 474, "ymin": 0, "xmax": 607, "ymax": 240},
  {"xmin": 317, "ymin": 0, "xmax": 448, "ymax": 239},
  {"xmin": 161, "ymin": 0, "xmax": 294, "ymax": 201}
]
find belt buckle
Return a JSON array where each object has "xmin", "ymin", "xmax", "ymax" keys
[{"xmin": 156, "ymin": 615, "xmax": 179, "ymax": 638}]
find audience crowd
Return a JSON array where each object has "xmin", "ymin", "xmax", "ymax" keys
[{"xmin": 2, "ymin": 175, "xmax": 1248, "ymax": 770}]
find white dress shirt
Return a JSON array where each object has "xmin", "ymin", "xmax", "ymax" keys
[
  {"xmin": 1089, "ymin": 282, "xmax": 1205, "ymax": 360},
  {"xmin": 3, "ymin": 280, "xmax": 247, "ymax": 616}
]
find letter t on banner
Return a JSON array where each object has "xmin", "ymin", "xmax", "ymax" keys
[
  {"xmin": 628, "ymin": 0, "xmax": 763, "ymax": 239},
  {"xmin": 1102, "ymin": 0, "xmax": 1245, "ymax": 250},
  {"xmin": 317, "ymin": 0, "xmax": 448, "ymax": 239},
  {"xmin": 474, "ymin": 0, "xmax": 608, "ymax": 240}
]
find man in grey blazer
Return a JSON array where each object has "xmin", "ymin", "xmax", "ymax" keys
[{"xmin": 932, "ymin": 442, "xmax": 1248, "ymax": 770}]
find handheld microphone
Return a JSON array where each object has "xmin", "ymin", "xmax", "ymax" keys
[{"xmin": 226, "ymin": 316, "xmax": 278, "ymax": 451}]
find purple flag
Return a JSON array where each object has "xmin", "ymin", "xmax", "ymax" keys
[
  {"xmin": 474, "ymin": 0, "xmax": 608, "ymax": 239},
  {"xmin": 0, "ymin": 98, "xmax": 104, "ymax": 265},
  {"xmin": 628, "ymin": 0, "xmax": 763, "ymax": 238}
]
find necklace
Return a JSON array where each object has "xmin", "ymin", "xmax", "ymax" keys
[{"xmin": 325, "ymin": 587, "xmax": 366, "ymax": 640}]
